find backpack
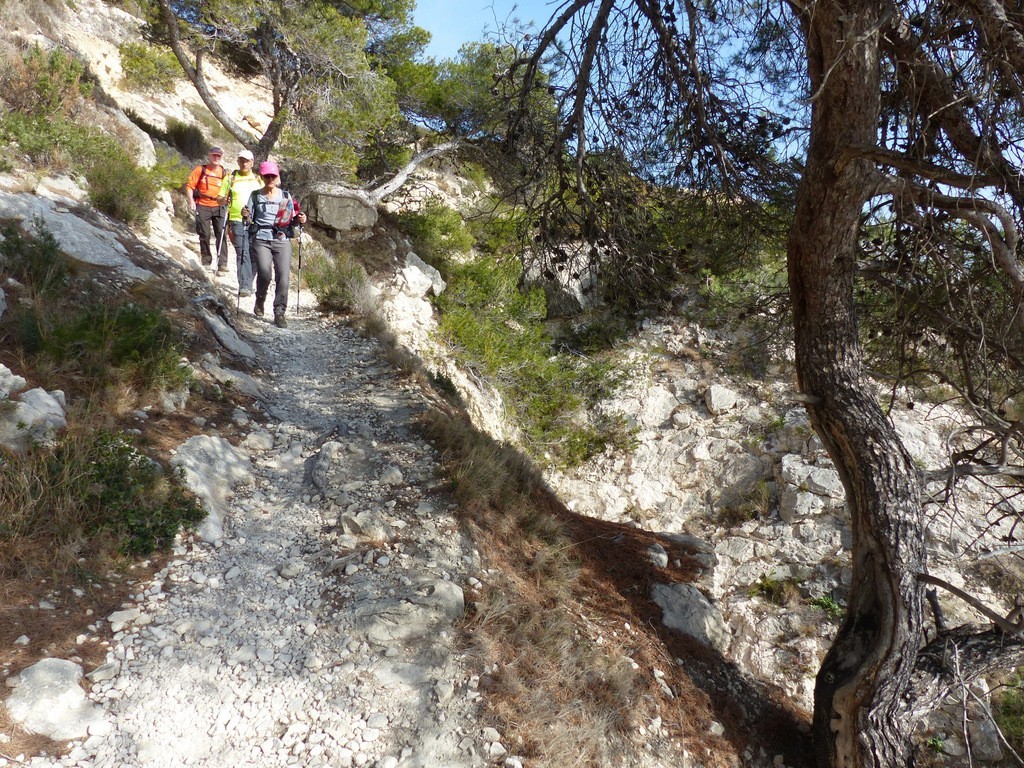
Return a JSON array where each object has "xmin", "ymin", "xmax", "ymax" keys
[
  {"xmin": 247, "ymin": 189, "xmax": 296, "ymax": 238},
  {"xmin": 192, "ymin": 164, "xmax": 225, "ymax": 202}
]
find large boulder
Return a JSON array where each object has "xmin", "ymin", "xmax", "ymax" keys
[
  {"xmin": 0, "ymin": 387, "xmax": 68, "ymax": 452},
  {"xmin": 170, "ymin": 434, "xmax": 252, "ymax": 542},
  {"xmin": 404, "ymin": 253, "xmax": 446, "ymax": 297},
  {"xmin": 0, "ymin": 192, "xmax": 153, "ymax": 281},
  {"xmin": 5, "ymin": 658, "xmax": 107, "ymax": 741},
  {"xmin": 652, "ymin": 582, "xmax": 731, "ymax": 654},
  {"xmin": 306, "ymin": 189, "xmax": 378, "ymax": 235}
]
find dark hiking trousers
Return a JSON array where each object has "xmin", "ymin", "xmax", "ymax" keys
[{"xmin": 195, "ymin": 205, "xmax": 227, "ymax": 269}]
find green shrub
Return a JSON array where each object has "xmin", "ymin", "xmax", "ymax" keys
[
  {"xmin": 0, "ymin": 221, "xmax": 69, "ymax": 296},
  {"xmin": 125, "ymin": 111, "xmax": 206, "ymax": 165},
  {"xmin": 466, "ymin": 204, "xmax": 527, "ymax": 256},
  {"xmin": 84, "ymin": 143, "xmax": 160, "ymax": 225},
  {"xmin": 164, "ymin": 118, "xmax": 207, "ymax": 159},
  {"xmin": 809, "ymin": 595, "xmax": 844, "ymax": 622},
  {"xmin": 434, "ymin": 254, "xmax": 627, "ymax": 467},
  {"xmin": 2, "ymin": 44, "xmax": 92, "ymax": 117},
  {"xmin": 749, "ymin": 574, "xmax": 801, "ymax": 606},
  {"xmin": 151, "ymin": 145, "xmax": 191, "ymax": 191},
  {"xmin": 0, "ymin": 110, "xmax": 93, "ymax": 166},
  {"xmin": 303, "ymin": 248, "xmax": 370, "ymax": 313},
  {"xmin": 0, "ymin": 112, "xmax": 161, "ymax": 225},
  {"xmin": 994, "ymin": 670, "xmax": 1024, "ymax": 756},
  {"xmin": 39, "ymin": 301, "xmax": 190, "ymax": 392},
  {"xmin": 396, "ymin": 199, "xmax": 475, "ymax": 263},
  {"xmin": 118, "ymin": 41, "xmax": 181, "ymax": 93},
  {"xmin": 0, "ymin": 428, "xmax": 205, "ymax": 563}
]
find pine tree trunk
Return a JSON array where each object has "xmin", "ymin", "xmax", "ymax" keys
[{"xmin": 787, "ymin": 2, "xmax": 928, "ymax": 766}]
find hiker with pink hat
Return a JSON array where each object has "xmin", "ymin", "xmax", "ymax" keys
[{"xmin": 241, "ymin": 160, "xmax": 307, "ymax": 328}]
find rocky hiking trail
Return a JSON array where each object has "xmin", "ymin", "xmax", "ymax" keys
[{"xmin": 11, "ymin": 293, "xmax": 506, "ymax": 768}]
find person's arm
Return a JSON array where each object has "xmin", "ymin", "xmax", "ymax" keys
[
  {"xmin": 185, "ymin": 166, "xmax": 201, "ymax": 212},
  {"xmin": 218, "ymin": 172, "xmax": 233, "ymax": 207}
]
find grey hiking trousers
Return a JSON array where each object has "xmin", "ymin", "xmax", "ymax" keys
[{"xmin": 252, "ymin": 236, "xmax": 291, "ymax": 316}]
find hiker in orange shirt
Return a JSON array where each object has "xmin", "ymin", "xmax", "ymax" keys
[{"xmin": 185, "ymin": 147, "xmax": 228, "ymax": 272}]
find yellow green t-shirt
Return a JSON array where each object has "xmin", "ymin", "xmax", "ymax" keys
[{"xmin": 221, "ymin": 171, "xmax": 263, "ymax": 222}]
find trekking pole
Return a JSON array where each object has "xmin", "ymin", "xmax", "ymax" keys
[
  {"xmin": 295, "ymin": 225, "xmax": 303, "ymax": 313},
  {"xmin": 214, "ymin": 207, "xmax": 229, "ymax": 273}
]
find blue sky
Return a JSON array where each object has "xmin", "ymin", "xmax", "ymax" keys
[{"xmin": 413, "ymin": 0, "xmax": 559, "ymax": 60}]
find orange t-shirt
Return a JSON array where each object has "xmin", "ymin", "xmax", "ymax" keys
[{"xmin": 186, "ymin": 164, "xmax": 226, "ymax": 208}]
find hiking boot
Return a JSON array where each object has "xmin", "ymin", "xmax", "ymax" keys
[
  {"xmin": 239, "ymin": 289, "xmax": 252, "ymax": 298},
  {"xmin": 274, "ymin": 313, "xmax": 287, "ymax": 328},
  {"xmin": 254, "ymin": 300, "xmax": 264, "ymax": 317}
]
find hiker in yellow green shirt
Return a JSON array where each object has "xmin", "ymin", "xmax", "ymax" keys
[{"xmin": 217, "ymin": 149, "xmax": 263, "ymax": 297}]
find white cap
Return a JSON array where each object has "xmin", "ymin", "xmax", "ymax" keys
[{"xmin": 237, "ymin": 149, "xmax": 254, "ymax": 161}]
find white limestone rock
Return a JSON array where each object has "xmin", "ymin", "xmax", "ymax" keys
[
  {"xmin": 171, "ymin": 435, "xmax": 253, "ymax": 542},
  {"xmin": 202, "ymin": 360, "xmax": 264, "ymax": 398},
  {"xmin": 400, "ymin": 261, "xmax": 436, "ymax": 298},
  {"xmin": 0, "ymin": 192, "xmax": 153, "ymax": 281},
  {"xmin": 0, "ymin": 387, "xmax": 68, "ymax": 452},
  {"xmin": 405, "ymin": 253, "xmax": 446, "ymax": 296},
  {"xmin": 0, "ymin": 364, "xmax": 27, "ymax": 399},
  {"xmin": 704, "ymin": 385, "xmax": 738, "ymax": 415},
  {"xmin": 306, "ymin": 188, "xmax": 379, "ymax": 234},
  {"xmin": 652, "ymin": 582, "xmax": 731, "ymax": 654},
  {"xmin": 199, "ymin": 309, "xmax": 257, "ymax": 364},
  {"xmin": 5, "ymin": 659, "xmax": 107, "ymax": 741}
]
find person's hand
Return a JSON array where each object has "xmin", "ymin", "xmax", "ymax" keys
[
  {"xmin": 188, "ymin": 200, "xmax": 196, "ymax": 213},
  {"xmin": 217, "ymin": 195, "xmax": 228, "ymax": 205},
  {"xmin": 241, "ymin": 206, "xmax": 250, "ymax": 221}
]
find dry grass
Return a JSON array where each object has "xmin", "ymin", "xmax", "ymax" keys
[
  {"xmin": 0, "ymin": 552, "xmax": 161, "ymax": 762},
  {"xmin": 418, "ymin": 404, "xmax": 814, "ymax": 767}
]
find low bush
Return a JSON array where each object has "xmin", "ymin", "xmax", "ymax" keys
[
  {"xmin": 125, "ymin": 111, "xmax": 207, "ymax": 161},
  {"xmin": 303, "ymin": 246, "xmax": 371, "ymax": 314},
  {"xmin": 0, "ymin": 45, "xmax": 161, "ymax": 225},
  {"xmin": 118, "ymin": 41, "xmax": 180, "ymax": 93},
  {"xmin": 84, "ymin": 142, "xmax": 161, "ymax": 225},
  {"xmin": 0, "ymin": 112, "xmax": 161, "ymax": 226},
  {"xmin": 165, "ymin": 118, "xmax": 207, "ymax": 160},
  {"xmin": 809, "ymin": 594, "xmax": 844, "ymax": 622},
  {"xmin": 749, "ymin": 573, "xmax": 801, "ymax": 606},
  {"xmin": 0, "ymin": 426, "xmax": 205, "ymax": 576},
  {"xmin": 994, "ymin": 670, "xmax": 1024, "ymax": 756},
  {"xmin": 434, "ymin": 253, "xmax": 629, "ymax": 467},
  {"xmin": 1, "ymin": 44, "xmax": 92, "ymax": 117},
  {"xmin": 2, "ymin": 223, "xmax": 190, "ymax": 398},
  {"xmin": 21, "ymin": 300, "xmax": 190, "ymax": 396},
  {"xmin": 150, "ymin": 145, "xmax": 192, "ymax": 191},
  {"xmin": 0, "ymin": 221, "xmax": 69, "ymax": 296},
  {"xmin": 395, "ymin": 198, "xmax": 475, "ymax": 263}
]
